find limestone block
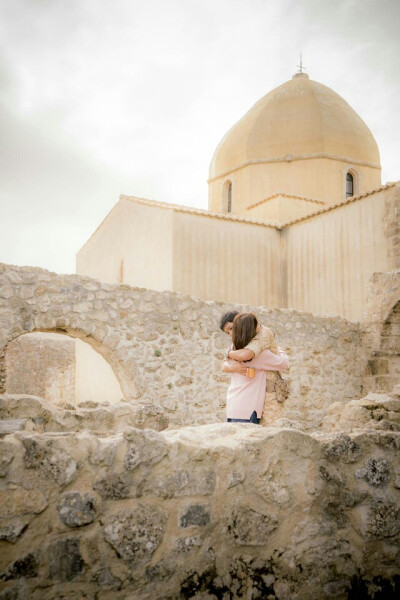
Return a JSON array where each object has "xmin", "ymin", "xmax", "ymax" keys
[
  {"xmin": 179, "ymin": 504, "xmax": 210, "ymax": 528},
  {"xmin": 0, "ymin": 286, "xmax": 14, "ymax": 299},
  {"xmin": 227, "ymin": 506, "xmax": 278, "ymax": 546},
  {"xmin": 47, "ymin": 538, "xmax": 84, "ymax": 582},
  {"xmin": 21, "ymin": 436, "xmax": 77, "ymax": 486},
  {"xmin": 322, "ymin": 434, "xmax": 362, "ymax": 463},
  {"xmin": 123, "ymin": 427, "xmax": 168, "ymax": 471},
  {"xmin": 0, "ymin": 420, "xmax": 26, "ymax": 437},
  {"xmin": 103, "ymin": 504, "xmax": 167, "ymax": 567},
  {"xmin": 93, "ymin": 472, "xmax": 132, "ymax": 499},
  {"xmin": 57, "ymin": 492, "xmax": 97, "ymax": 527},
  {"xmin": 362, "ymin": 500, "xmax": 400, "ymax": 540},
  {"xmin": 142, "ymin": 467, "xmax": 216, "ymax": 498},
  {"xmin": 0, "ymin": 488, "xmax": 48, "ymax": 519},
  {"xmin": 174, "ymin": 536, "xmax": 202, "ymax": 553},
  {"xmin": 0, "ymin": 552, "xmax": 39, "ymax": 581},
  {"xmin": 354, "ymin": 458, "xmax": 390, "ymax": 487},
  {"xmin": 0, "ymin": 519, "xmax": 27, "ymax": 543}
]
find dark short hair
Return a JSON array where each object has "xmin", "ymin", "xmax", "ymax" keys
[{"xmin": 219, "ymin": 311, "xmax": 239, "ymax": 332}]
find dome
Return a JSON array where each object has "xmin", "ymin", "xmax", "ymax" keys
[{"xmin": 209, "ymin": 73, "xmax": 380, "ymax": 180}]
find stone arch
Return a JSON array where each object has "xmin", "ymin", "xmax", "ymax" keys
[
  {"xmin": 365, "ymin": 300, "xmax": 400, "ymax": 393},
  {"xmin": 0, "ymin": 265, "xmax": 145, "ymax": 400},
  {"xmin": 2, "ymin": 323, "xmax": 142, "ymax": 402},
  {"xmin": 379, "ymin": 300, "xmax": 400, "ymax": 355}
]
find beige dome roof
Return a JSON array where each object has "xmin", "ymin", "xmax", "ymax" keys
[{"xmin": 209, "ymin": 73, "xmax": 380, "ymax": 179}]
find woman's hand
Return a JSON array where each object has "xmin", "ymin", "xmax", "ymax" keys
[{"xmin": 222, "ymin": 359, "xmax": 249, "ymax": 376}]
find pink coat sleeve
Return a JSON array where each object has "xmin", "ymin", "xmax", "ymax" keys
[{"xmin": 245, "ymin": 348, "xmax": 289, "ymax": 371}]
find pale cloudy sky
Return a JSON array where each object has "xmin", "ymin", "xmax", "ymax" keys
[{"xmin": 0, "ymin": 0, "xmax": 399, "ymax": 274}]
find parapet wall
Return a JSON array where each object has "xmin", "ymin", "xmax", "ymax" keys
[
  {"xmin": 1, "ymin": 424, "xmax": 399, "ymax": 599},
  {"xmin": 0, "ymin": 263, "xmax": 364, "ymax": 430}
]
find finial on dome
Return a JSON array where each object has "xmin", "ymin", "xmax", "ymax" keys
[
  {"xmin": 297, "ymin": 53, "xmax": 306, "ymax": 73},
  {"xmin": 293, "ymin": 53, "xmax": 309, "ymax": 79}
]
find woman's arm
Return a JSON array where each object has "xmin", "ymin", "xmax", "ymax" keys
[
  {"xmin": 227, "ymin": 348, "xmax": 254, "ymax": 361},
  {"xmin": 222, "ymin": 359, "xmax": 249, "ymax": 376},
  {"xmin": 227, "ymin": 326, "xmax": 275, "ymax": 361},
  {"xmin": 245, "ymin": 348, "xmax": 289, "ymax": 371}
]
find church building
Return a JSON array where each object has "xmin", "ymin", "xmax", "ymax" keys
[{"xmin": 77, "ymin": 71, "xmax": 399, "ymax": 323}]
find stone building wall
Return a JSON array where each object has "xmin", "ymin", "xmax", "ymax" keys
[
  {"xmin": 0, "ymin": 425, "xmax": 399, "ymax": 599},
  {"xmin": 5, "ymin": 334, "xmax": 75, "ymax": 406}
]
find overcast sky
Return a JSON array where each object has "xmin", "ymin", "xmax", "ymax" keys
[{"xmin": 0, "ymin": 0, "xmax": 399, "ymax": 274}]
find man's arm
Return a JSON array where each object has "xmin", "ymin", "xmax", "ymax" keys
[
  {"xmin": 227, "ymin": 326, "xmax": 275, "ymax": 362},
  {"xmin": 221, "ymin": 359, "xmax": 249, "ymax": 376},
  {"xmin": 244, "ymin": 326, "xmax": 275, "ymax": 358}
]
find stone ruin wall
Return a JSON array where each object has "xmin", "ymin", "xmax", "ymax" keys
[
  {"xmin": 0, "ymin": 263, "xmax": 366, "ymax": 431},
  {"xmin": 363, "ymin": 271, "xmax": 400, "ymax": 396},
  {"xmin": 0, "ymin": 264, "xmax": 400, "ymax": 599},
  {"xmin": 1, "ymin": 423, "xmax": 400, "ymax": 600},
  {"xmin": 6, "ymin": 335, "xmax": 75, "ymax": 407}
]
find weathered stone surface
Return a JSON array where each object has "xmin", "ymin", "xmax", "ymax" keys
[
  {"xmin": 364, "ymin": 500, "xmax": 400, "ymax": 539},
  {"xmin": 0, "ymin": 488, "xmax": 48, "ymax": 519},
  {"xmin": 0, "ymin": 420, "xmax": 25, "ymax": 438},
  {"xmin": 22, "ymin": 436, "xmax": 77, "ymax": 485},
  {"xmin": 0, "ymin": 440, "xmax": 14, "ymax": 477},
  {"xmin": 0, "ymin": 394, "xmax": 169, "ymax": 434},
  {"xmin": 123, "ymin": 427, "xmax": 168, "ymax": 470},
  {"xmin": 0, "ymin": 403, "xmax": 398, "ymax": 598},
  {"xmin": 0, "ymin": 553, "xmax": 39, "ymax": 581},
  {"xmin": 179, "ymin": 504, "xmax": 210, "ymax": 528},
  {"xmin": 103, "ymin": 504, "xmax": 167, "ymax": 567},
  {"xmin": 227, "ymin": 506, "xmax": 278, "ymax": 546},
  {"xmin": 355, "ymin": 457, "xmax": 390, "ymax": 487},
  {"xmin": 93, "ymin": 473, "xmax": 131, "ymax": 499},
  {"xmin": 5, "ymin": 336, "xmax": 75, "ymax": 406},
  {"xmin": 322, "ymin": 433, "xmax": 361, "ymax": 463},
  {"xmin": 0, "ymin": 520, "xmax": 27, "ymax": 543},
  {"xmin": 143, "ymin": 467, "xmax": 216, "ymax": 498},
  {"xmin": 174, "ymin": 536, "xmax": 202, "ymax": 553},
  {"xmin": 96, "ymin": 567, "xmax": 121, "ymax": 590},
  {"xmin": 270, "ymin": 417, "xmax": 304, "ymax": 430},
  {"xmin": 322, "ymin": 392, "xmax": 400, "ymax": 433},
  {"xmin": 57, "ymin": 492, "xmax": 97, "ymax": 527},
  {"xmin": 48, "ymin": 538, "xmax": 84, "ymax": 582}
]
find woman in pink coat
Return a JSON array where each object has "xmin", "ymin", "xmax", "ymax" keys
[{"xmin": 222, "ymin": 313, "xmax": 289, "ymax": 424}]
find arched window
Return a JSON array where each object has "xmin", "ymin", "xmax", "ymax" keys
[
  {"xmin": 346, "ymin": 172, "xmax": 354, "ymax": 198},
  {"xmin": 223, "ymin": 180, "xmax": 232, "ymax": 213}
]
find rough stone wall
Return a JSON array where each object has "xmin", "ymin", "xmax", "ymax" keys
[
  {"xmin": 0, "ymin": 424, "xmax": 399, "ymax": 600},
  {"xmin": 384, "ymin": 185, "xmax": 400, "ymax": 271},
  {"xmin": 0, "ymin": 263, "xmax": 364, "ymax": 430},
  {"xmin": 364, "ymin": 302, "xmax": 400, "ymax": 394},
  {"xmin": 363, "ymin": 271, "xmax": 400, "ymax": 395},
  {"xmin": 6, "ymin": 336, "xmax": 75, "ymax": 406}
]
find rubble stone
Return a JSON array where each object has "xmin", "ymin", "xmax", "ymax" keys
[{"xmin": 57, "ymin": 492, "xmax": 97, "ymax": 528}]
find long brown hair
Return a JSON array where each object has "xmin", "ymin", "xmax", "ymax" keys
[{"xmin": 232, "ymin": 313, "xmax": 258, "ymax": 350}]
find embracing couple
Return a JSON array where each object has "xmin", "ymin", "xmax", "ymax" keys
[{"xmin": 220, "ymin": 311, "xmax": 289, "ymax": 425}]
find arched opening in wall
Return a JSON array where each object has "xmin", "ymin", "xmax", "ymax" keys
[
  {"xmin": 223, "ymin": 180, "xmax": 232, "ymax": 213},
  {"xmin": 368, "ymin": 300, "xmax": 400, "ymax": 393},
  {"xmin": 345, "ymin": 171, "xmax": 357, "ymax": 198},
  {"xmin": 379, "ymin": 300, "xmax": 400, "ymax": 388},
  {"xmin": 5, "ymin": 332, "xmax": 124, "ymax": 408}
]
